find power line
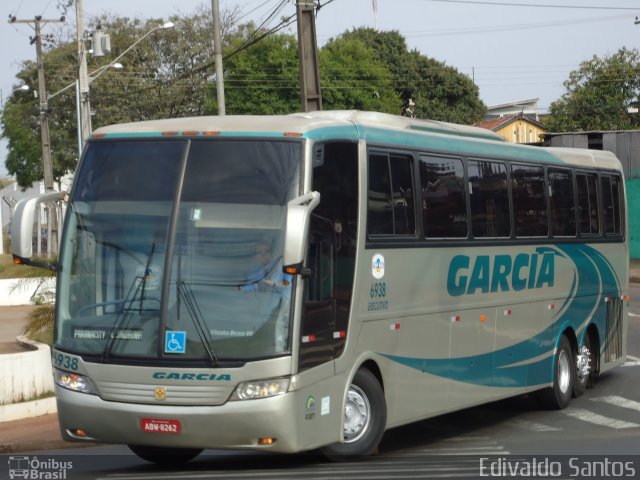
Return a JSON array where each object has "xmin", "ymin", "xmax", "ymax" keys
[
  {"xmin": 401, "ymin": 14, "xmax": 631, "ymax": 37},
  {"xmin": 418, "ymin": 0, "xmax": 640, "ymax": 10}
]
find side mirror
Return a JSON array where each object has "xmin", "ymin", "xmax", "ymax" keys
[
  {"xmin": 283, "ymin": 191, "xmax": 320, "ymax": 267},
  {"xmin": 11, "ymin": 190, "xmax": 67, "ymax": 268}
]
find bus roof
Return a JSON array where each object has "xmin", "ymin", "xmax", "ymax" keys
[
  {"xmin": 92, "ymin": 110, "xmax": 622, "ymax": 171},
  {"xmin": 93, "ymin": 110, "xmax": 503, "ymax": 142}
]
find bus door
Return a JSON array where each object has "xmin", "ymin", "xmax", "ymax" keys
[{"xmin": 299, "ymin": 142, "xmax": 358, "ymax": 372}]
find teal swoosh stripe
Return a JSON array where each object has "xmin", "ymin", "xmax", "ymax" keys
[{"xmin": 379, "ymin": 244, "xmax": 620, "ymax": 388}]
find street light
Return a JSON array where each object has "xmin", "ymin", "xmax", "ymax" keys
[
  {"xmin": 48, "ymin": 21, "xmax": 175, "ymax": 154},
  {"xmin": 76, "ymin": 21, "xmax": 174, "ymax": 146},
  {"xmin": 78, "ymin": 21, "xmax": 174, "ymax": 148},
  {"xmin": 99, "ymin": 22, "xmax": 174, "ymax": 76},
  {"xmin": 0, "ymin": 84, "xmax": 30, "ymax": 108}
]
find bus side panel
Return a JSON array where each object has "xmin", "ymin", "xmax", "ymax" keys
[{"xmin": 353, "ymin": 240, "xmax": 628, "ymax": 428}]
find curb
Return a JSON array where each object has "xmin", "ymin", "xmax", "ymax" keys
[
  {"xmin": 0, "ymin": 397, "xmax": 56, "ymax": 423},
  {"xmin": 0, "ymin": 336, "xmax": 55, "ymax": 413}
]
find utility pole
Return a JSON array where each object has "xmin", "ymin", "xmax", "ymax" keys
[
  {"xmin": 9, "ymin": 14, "xmax": 65, "ymax": 257},
  {"xmin": 296, "ymin": 0, "xmax": 322, "ymax": 112},
  {"xmin": 76, "ymin": 0, "xmax": 92, "ymax": 147},
  {"xmin": 211, "ymin": 0, "xmax": 226, "ymax": 115}
]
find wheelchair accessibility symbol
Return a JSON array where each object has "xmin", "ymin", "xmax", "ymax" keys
[{"xmin": 165, "ymin": 331, "xmax": 186, "ymax": 354}]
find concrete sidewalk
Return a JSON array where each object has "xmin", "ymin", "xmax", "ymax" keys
[{"xmin": 0, "ymin": 261, "xmax": 639, "ymax": 453}]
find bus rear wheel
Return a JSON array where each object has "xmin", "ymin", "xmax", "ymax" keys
[
  {"xmin": 537, "ymin": 334, "xmax": 574, "ymax": 410},
  {"xmin": 128, "ymin": 445, "xmax": 202, "ymax": 464},
  {"xmin": 321, "ymin": 368, "xmax": 386, "ymax": 461},
  {"xmin": 573, "ymin": 332, "xmax": 595, "ymax": 397}
]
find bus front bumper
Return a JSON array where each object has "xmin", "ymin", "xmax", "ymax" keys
[{"xmin": 55, "ymin": 385, "xmax": 312, "ymax": 453}]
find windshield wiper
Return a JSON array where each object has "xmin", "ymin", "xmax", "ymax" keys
[
  {"xmin": 102, "ymin": 243, "xmax": 155, "ymax": 361},
  {"xmin": 176, "ymin": 280, "xmax": 219, "ymax": 367}
]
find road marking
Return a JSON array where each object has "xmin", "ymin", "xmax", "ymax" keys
[
  {"xmin": 506, "ymin": 419, "xmax": 561, "ymax": 432},
  {"xmin": 590, "ymin": 395, "xmax": 640, "ymax": 412},
  {"xmin": 628, "ymin": 312, "xmax": 640, "ymax": 317},
  {"xmin": 562, "ymin": 408, "xmax": 640, "ymax": 429},
  {"xmin": 622, "ymin": 355, "xmax": 640, "ymax": 367},
  {"xmin": 410, "ymin": 445, "xmax": 510, "ymax": 455}
]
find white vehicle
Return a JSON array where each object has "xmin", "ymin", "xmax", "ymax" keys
[{"xmin": 12, "ymin": 111, "xmax": 629, "ymax": 463}]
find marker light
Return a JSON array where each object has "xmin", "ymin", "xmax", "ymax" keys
[
  {"xmin": 284, "ymin": 266, "xmax": 299, "ymax": 275},
  {"xmin": 258, "ymin": 437, "xmax": 276, "ymax": 445},
  {"xmin": 233, "ymin": 377, "xmax": 289, "ymax": 401},
  {"xmin": 54, "ymin": 368, "xmax": 97, "ymax": 395}
]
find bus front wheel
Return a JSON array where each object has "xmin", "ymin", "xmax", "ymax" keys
[
  {"xmin": 537, "ymin": 334, "xmax": 574, "ymax": 410},
  {"xmin": 321, "ymin": 368, "xmax": 387, "ymax": 461},
  {"xmin": 128, "ymin": 445, "xmax": 202, "ymax": 464}
]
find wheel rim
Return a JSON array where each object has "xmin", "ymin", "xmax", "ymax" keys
[
  {"xmin": 576, "ymin": 345, "xmax": 591, "ymax": 385},
  {"xmin": 343, "ymin": 384, "xmax": 371, "ymax": 443},
  {"xmin": 558, "ymin": 348, "xmax": 571, "ymax": 394}
]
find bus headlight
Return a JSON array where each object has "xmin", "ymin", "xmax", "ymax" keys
[
  {"xmin": 232, "ymin": 377, "xmax": 290, "ymax": 400},
  {"xmin": 54, "ymin": 368, "xmax": 97, "ymax": 395}
]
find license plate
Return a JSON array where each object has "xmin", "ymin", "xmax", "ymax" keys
[{"xmin": 141, "ymin": 418, "xmax": 181, "ymax": 434}]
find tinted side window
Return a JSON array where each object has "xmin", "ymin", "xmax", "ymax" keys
[
  {"xmin": 420, "ymin": 155, "xmax": 467, "ymax": 238},
  {"xmin": 511, "ymin": 164, "xmax": 548, "ymax": 237},
  {"xmin": 548, "ymin": 168, "xmax": 576, "ymax": 237},
  {"xmin": 577, "ymin": 173, "xmax": 600, "ymax": 235},
  {"xmin": 367, "ymin": 152, "xmax": 415, "ymax": 236},
  {"xmin": 602, "ymin": 175, "xmax": 622, "ymax": 235},
  {"xmin": 468, "ymin": 160, "xmax": 510, "ymax": 238}
]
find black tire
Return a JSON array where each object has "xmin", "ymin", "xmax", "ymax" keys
[
  {"xmin": 128, "ymin": 445, "xmax": 202, "ymax": 464},
  {"xmin": 573, "ymin": 332, "xmax": 595, "ymax": 397},
  {"xmin": 321, "ymin": 368, "xmax": 386, "ymax": 461},
  {"xmin": 537, "ymin": 334, "xmax": 574, "ymax": 410}
]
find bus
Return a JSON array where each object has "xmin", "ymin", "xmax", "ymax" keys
[{"xmin": 11, "ymin": 110, "xmax": 629, "ymax": 463}]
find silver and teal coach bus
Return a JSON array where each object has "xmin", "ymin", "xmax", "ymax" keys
[{"xmin": 11, "ymin": 111, "xmax": 629, "ymax": 463}]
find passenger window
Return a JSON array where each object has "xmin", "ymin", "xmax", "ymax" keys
[
  {"xmin": 420, "ymin": 155, "xmax": 468, "ymax": 238},
  {"xmin": 548, "ymin": 168, "xmax": 576, "ymax": 237},
  {"xmin": 602, "ymin": 175, "xmax": 622, "ymax": 235},
  {"xmin": 577, "ymin": 173, "xmax": 600, "ymax": 235},
  {"xmin": 511, "ymin": 164, "xmax": 548, "ymax": 237},
  {"xmin": 367, "ymin": 152, "xmax": 415, "ymax": 236},
  {"xmin": 468, "ymin": 160, "xmax": 510, "ymax": 238}
]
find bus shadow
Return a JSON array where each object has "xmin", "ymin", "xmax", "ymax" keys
[{"xmin": 378, "ymin": 394, "xmax": 539, "ymax": 455}]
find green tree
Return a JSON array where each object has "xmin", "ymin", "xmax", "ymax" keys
[
  {"xmin": 1, "ymin": 7, "xmax": 237, "ymax": 189},
  {"xmin": 3, "ymin": 13, "xmax": 486, "ymax": 188},
  {"xmin": 338, "ymin": 28, "xmax": 486, "ymax": 123},
  {"xmin": 545, "ymin": 48, "xmax": 640, "ymax": 132},
  {"xmin": 211, "ymin": 26, "xmax": 300, "ymax": 114},
  {"xmin": 319, "ymin": 36, "xmax": 402, "ymax": 113}
]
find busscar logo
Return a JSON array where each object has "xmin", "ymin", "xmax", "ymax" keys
[{"xmin": 8, "ymin": 456, "xmax": 73, "ymax": 479}]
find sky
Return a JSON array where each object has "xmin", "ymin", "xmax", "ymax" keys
[{"xmin": 1, "ymin": 0, "xmax": 640, "ymax": 177}]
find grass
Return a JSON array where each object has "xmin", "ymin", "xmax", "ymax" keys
[
  {"xmin": 23, "ymin": 304, "xmax": 55, "ymax": 345},
  {"xmin": 0, "ymin": 254, "xmax": 43, "ymax": 279},
  {"xmin": 1, "ymin": 390, "xmax": 55, "ymax": 406}
]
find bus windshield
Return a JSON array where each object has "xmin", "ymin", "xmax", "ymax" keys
[{"xmin": 56, "ymin": 138, "xmax": 301, "ymax": 364}]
